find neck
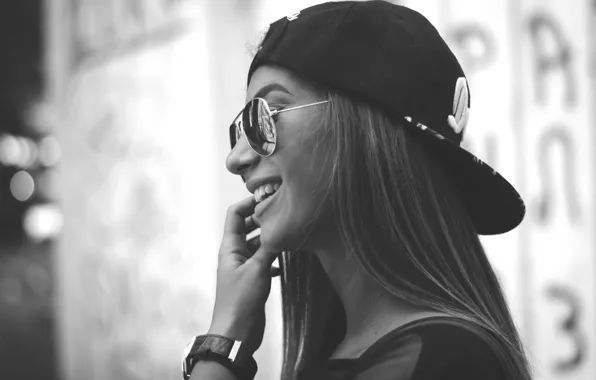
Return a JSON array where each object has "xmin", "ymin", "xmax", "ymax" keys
[{"xmin": 312, "ymin": 239, "xmax": 431, "ymax": 352}]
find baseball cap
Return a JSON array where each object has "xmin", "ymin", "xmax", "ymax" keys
[{"xmin": 247, "ymin": 0, "xmax": 525, "ymax": 235}]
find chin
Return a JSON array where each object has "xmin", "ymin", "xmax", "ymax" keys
[
  {"xmin": 259, "ymin": 225, "xmax": 291, "ymax": 254},
  {"xmin": 259, "ymin": 218, "xmax": 310, "ymax": 254},
  {"xmin": 266, "ymin": 231, "xmax": 326, "ymax": 259},
  {"xmin": 257, "ymin": 195, "xmax": 329, "ymax": 253}
]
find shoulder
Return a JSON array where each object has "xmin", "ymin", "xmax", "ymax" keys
[
  {"xmin": 355, "ymin": 317, "xmax": 509, "ymax": 380},
  {"xmin": 407, "ymin": 318, "xmax": 508, "ymax": 380}
]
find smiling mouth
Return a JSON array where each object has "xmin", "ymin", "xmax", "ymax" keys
[{"xmin": 256, "ymin": 185, "xmax": 281, "ymax": 209}]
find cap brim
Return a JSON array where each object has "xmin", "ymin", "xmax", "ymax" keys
[{"xmin": 416, "ymin": 127, "xmax": 526, "ymax": 235}]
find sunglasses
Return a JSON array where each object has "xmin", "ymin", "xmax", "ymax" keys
[{"xmin": 229, "ymin": 97, "xmax": 330, "ymax": 157}]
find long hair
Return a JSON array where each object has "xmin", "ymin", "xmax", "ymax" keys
[{"xmin": 277, "ymin": 90, "xmax": 533, "ymax": 380}]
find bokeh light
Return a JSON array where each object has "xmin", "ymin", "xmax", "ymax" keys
[
  {"xmin": 0, "ymin": 134, "xmax": 21, "ymax": 166},
  {"xmin": 23, "ymin": 204, "xmax": 63, "ymax": 242},
  {"xmin": 10, "ymin": 170, "xmax": 35, "ymax": 202}
]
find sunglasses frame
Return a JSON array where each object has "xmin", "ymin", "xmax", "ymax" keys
[{"xmin": 230, "ymin": 97, "xmax": 330, "ymax": 157}]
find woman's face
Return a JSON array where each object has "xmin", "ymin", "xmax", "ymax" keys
[{"xmin": 226, "ymin": 65, "xmax": 334, "ymax": 253}]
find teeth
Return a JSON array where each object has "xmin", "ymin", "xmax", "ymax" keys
[
  {"xmin": 254, "ymin": 182, "xmax": 282, "ymax": 203},
  {"xmin": 253, "ymin": 187, "xmax": 262, "ymax": 203},
  {"xmin": 256, "ymin": 187, "xmax": 265, "ymax": 203}
]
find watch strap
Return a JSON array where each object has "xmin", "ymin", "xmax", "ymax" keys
[{"xmin": 182, "ymin": 334, "xmax": 257, "ymax": 380}]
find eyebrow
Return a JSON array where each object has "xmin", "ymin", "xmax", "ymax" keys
[{"xmin": 252, "ymin": 83, "xmax": 293, "ymax": 100}]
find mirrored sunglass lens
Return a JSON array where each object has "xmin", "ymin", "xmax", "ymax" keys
[
  {"xmin": 229, "ymin": 116, "xmax": 242, "ymax": 149},
  {"xmin": 242, "ymin": 99, "xmax": 276, "ymax": 155},
  {"xmin": 229, "ymin": 124, "xmax": 236, "ymax": 149}
]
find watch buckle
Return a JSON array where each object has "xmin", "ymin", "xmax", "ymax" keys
[{"xmin": 228, "ymin": 340, "xmax": 242, "ymax": 361}]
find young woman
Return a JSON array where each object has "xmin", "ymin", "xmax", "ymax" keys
[{"xmin": 182, "ymin": 2, "xmax": 533, "ymax": 380}]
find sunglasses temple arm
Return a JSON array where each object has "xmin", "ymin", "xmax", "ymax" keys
[{"xmin": 269, "ymin": 100, "xmax": 330, "ymax": 116}]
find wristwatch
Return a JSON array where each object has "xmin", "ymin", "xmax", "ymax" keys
[{"xmin": 181, "ymin": 334, "xmax": 258, "ymax": 380}]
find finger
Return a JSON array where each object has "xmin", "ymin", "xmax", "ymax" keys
[
  {"xmin": 219, "ymin": 197, "xmax": 257, "ymax": 259},
  {"xmin": 270, "ymin": 265, "xmax": 281, "ymax": 278},
  {"xmin": 245, "ymin": 214, "xmax": 259, "ymax": 234},
  {"xmin": 223, "ymin": 196, "xmax": 257, "ymax": 237}
]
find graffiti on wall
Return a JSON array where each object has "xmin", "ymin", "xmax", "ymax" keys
[{"xmin": 442, "ymin": 2, "xmax": 594, "ymax": 379}]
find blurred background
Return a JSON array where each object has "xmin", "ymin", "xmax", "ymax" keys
[{"xmin": 0, "ymin": 0, "xmax": 594, "ymax": 379}]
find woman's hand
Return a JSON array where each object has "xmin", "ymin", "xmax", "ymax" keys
[{"xmin": 208, "ymin": 196, "xmax": 280, "ymax": 354}]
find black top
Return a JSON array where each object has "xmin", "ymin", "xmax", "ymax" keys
[{"xmin": 298, "ymin": 316, "xmax": 510, "ymax": 380}]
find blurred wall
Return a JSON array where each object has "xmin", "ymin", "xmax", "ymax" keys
[
  {"xmin": 44, "ymin": 1, "xmax": 596, "ymax": 380},
  {"xmin": 46, "ymin": 1, "xmax": 228, "ymax": 379}
]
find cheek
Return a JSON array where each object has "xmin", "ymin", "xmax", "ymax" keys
[
  {"xmin": 261, "ymin": 168, "xmax": 333, "ymax": 252},
  {"xmin": 284, "ymin": 157, "xmax": 326, "ymax": 213},
  {"xmin": 260, "ymin": 131, "xmax": 334, "ymax": 251}
]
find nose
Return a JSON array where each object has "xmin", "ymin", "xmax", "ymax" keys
[{"xmin": 226, "ymin": 134, "xmax": 260, "ymax": 176}]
